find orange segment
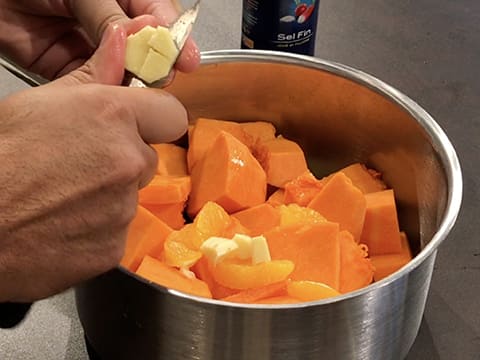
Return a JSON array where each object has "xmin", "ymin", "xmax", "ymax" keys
[
  {"xmin": 163, "ymin": 237, "xmax": 202, "ymax": 268},
  {"xmin": 213, "ymin": 260, "xmax": 294, "ymax": 290},
  {"xmin": 191, "ymin": 257, "xmax": 239, "ymax": 299},
  {"xmin": 287, "ymin": 280, "xmax": 340, "ymax": 301},
  {"xmin": 193, "ymin": 201, "xmax": 233, "ymax": 247},
  {"xmin": 136, "ymin": 255, "xmax": 212, "ymax": 299},
  {"xmin": 256, "ymin": 295, "xmax": 301, "ymax": 304},
  {"xmin": 220, "ymin": 280, "xmax": 288, "ymax": 304}
]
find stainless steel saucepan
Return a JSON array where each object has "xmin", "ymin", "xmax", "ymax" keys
[{"xmin": 74, "ymin": 50, "xmax": 462, "ymax": 360}]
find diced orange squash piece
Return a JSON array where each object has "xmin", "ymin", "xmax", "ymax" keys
[
  {"xmin": 232, "ymin": 203, "xmax": 280, "ymax": 236},
  {"xmin": 240, "ymin": 121, "xmax": 276, "ymax": 147},
  {"xmin": 371, "ymin": 232, "xmax": 412, "ymax": 281},
  {"xmin": 121, "ymin": 206, "xmax": 173, "ymax": 271},
  {"xmin": 254, "ymin": 137, "xmax": 308, "ymax": 188},
  {"xmin": 308, "ymin": 172, "xmax": 366, "ymax": 242},
  {"xmin": 338, "ymin": 163, "xmax": 387, "ymax": 194},
  {"xmin": 267, "ymin": 188, "xmax": 285, "ymax": 206},
  {"xmin": 287, "ymin": 280, "xmax": 340, "ymax": 301},
  {"xmin": 338, "ymin": 230, "xmax": 374, "ymax": 293},
  {"xmin": 151, "ymin": 143, "xmax": 188, "ymax": 177},
  {"xmin": 213, "ymin": 259, "xmax": 294, "ymax": 290},
  {"xmin": 139, "ymin": 175, "xmax": 191, "ymax": 204},
  {"xmin": 191, "ymin": 257, "xmax": 238, "ymax": 299},
  {"xmin": 187, "ymin": 118, "xmax": 249, "ymax": 171},
  {"xmin": 264, "ymin": 222, "xmax": 340, "ymax": 290},
  {"xmin": 255, "ymin": 295, "xmax": 301, "ymax": 304},
  {"xmin": 163, "ymin": 236, "xmax": 202, "ymax": 268},
  {"xmin": 188, "ymin": 131, "xmax": 267, "ymax": 217},
  {"xmin": 220, "ymin": 280, "xmax": 288, "ymax": 303},
  {"xmin": 284, "ymin": 171, "xmax": 327, "ymax": 206},
  {"xmin": 278, "ymin": 203, "xmax": 326, "ymax": 227},
  {"xmin": 142, "ymin": 202, "xmax": 185, "ymax": 230},
  {"xmin": 360, "ymin": 189, "xmax": 402, "ymax": 255},
  {"xmin": 136, "ymin": 255, "xmax": 212, "ymax": 299}
]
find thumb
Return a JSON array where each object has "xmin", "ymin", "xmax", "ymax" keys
[
  {"xmin": 109, "ymin": 86, "xmax": 189, "ymax": 144},
  {"xmin": 50, "ymin": 23, "xmax": 126, "ymax": 87}
]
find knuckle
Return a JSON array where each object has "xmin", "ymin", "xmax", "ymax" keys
[{"xmin": 95, "ymin": 13, "xmax": 125, "ymax": 43}]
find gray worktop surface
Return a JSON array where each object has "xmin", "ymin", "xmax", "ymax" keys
[{"xmin": 0, "ymin": 0, "xmax": 479, "ymax": 359}]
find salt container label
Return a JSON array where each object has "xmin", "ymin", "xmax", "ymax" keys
[{"xmin": 241, "ymin": 0, "xmax": 319, "ymax": 55}]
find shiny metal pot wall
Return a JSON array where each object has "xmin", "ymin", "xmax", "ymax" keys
[{"xmin": 75, "ymin": 50, "xmax": 462, "ymax": 360}]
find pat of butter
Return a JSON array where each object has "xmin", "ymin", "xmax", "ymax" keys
[
  {"xmin": 232, "ymin": 233, "xmax": 253, "ymax": 260},
  {"xmin": 125, "ymin": 25, "xmax": 157, "ymax": 74},
  {"xmin": 200, "ymin": 237, "xmax": 239, "ymax": 265},
  {"xmin": 138, "ymin": 48, "xmax": 174, "ymax": 84},
  {"xmin": 148, "ymin": 26, "xmax": 179, "ymax": 63},
  {"xmin": 251, "ymin": 236, "xmax": 271, "ymax": 264},
  {"xmin": 125, "ymin": 25, "xmax": 179, "ymax": 83}
]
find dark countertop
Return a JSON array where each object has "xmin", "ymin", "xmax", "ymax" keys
[{"xmin": 0, "ymin": 1, "xmax": 478, "ymax": 359}]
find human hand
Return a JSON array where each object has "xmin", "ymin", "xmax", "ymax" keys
[
  {"xmin": 0, "ymin": 24, "xmax": 188, "ymax": 302},
  {"xmin": 0, "ymin": 0, "xmax": 199, "ymax": 79}
]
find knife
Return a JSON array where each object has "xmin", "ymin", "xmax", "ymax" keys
[{"xmin": 126, "ymin": 0, "xmax": 201, "ymax": 88}]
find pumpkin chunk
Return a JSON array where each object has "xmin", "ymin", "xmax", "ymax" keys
[
  {"xmin": 121, "ymin": 206, "xmax": 173, "ymax": 271},
  {"xmin": 232, "ymin": 203, "xmax": 280, "ymax": 236},
  {"xmin": 136, "ymin": 255, "xmax": 212, "ymax": 298},
  {"xmin": 360, "ymin": 189, "xmax": 402, "ymax": 255},
  {"xmin": 188, "ymin": 131, "xmax": 267, "ymax": 217},
  {"xmin": 254, "ymin": 137, "xmax": 308, "ymax": 187},
  {"xmin": 370, "ymin": 232, "xmax": 412, "ymax": 281},
  {"xmin": 264, "ymin": 222, "xmax": 340, "ymax": 290},
  {"xmin": 338, "ymin": 230, "xmax": 374, "ymax": 293},
  {"xmin": 308, "ymin": 172, "xmax": 366, "ymax": 242}
]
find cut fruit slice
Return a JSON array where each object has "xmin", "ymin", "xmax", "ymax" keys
[
  {"xmin": 213, "ymin": 259, "xmax": 294, "ymax": 290},
  {"xmin": 220, "ymin": 280, "xmax": 288, "ymax": 303},
  {"xmin": 287, "ymin": 280, "xmax": 340, "ymax": 301}
]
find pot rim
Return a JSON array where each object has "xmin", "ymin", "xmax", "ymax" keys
[{"xmin": 119, "ymin": 49, "xmax": 463, "ymax": 309}]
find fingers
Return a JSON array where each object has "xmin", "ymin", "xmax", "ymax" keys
[
  {"xmin": 126, "ymin": 0, "xmax": 201, "ymax": 72},
  {"xmin": 29, "ymin": 27, "xmax": 94, "ymax": 80},
  {"xmin": 111, "ymin": 86, "xmax": 188, "ymax": 144},
  {"xmin": 67, "ymin": 0, "xmax": 128, "ymax": 45},
  {"xmin": 50, "ymin": 23, "xmax": 127, "ymax": 87},
  {"xmin": 69, "ymin": 0, "xmax": 200, "ymax": 73}
]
